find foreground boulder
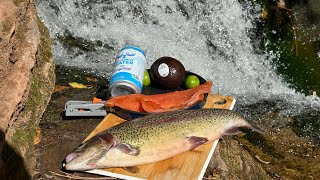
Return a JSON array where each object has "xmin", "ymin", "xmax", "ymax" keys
[
  {"xmin": 207, "ymin": 137, "xmax": 270, "ymax": 179},
  {"xmin": 0, "ymin": 0, "xmax": 55, "ymax": 178}
]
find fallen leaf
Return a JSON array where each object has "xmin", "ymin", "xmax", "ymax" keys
[
  {"xmin": 54, "ymin": 85, "xmax": 70, "ymax": 93},
  {"xmin": 34, "ymin": 128, "xmax": 42, "ymax": 145},
  {"xmin": 69, "ymin": 82, "xmax": 89, "ymax": 89}
]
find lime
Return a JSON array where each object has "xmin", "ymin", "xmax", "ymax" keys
[
  {"xmin": 184, "ymin": 75, "xmax": 200, "ymax": 89},
  {"xmin": 143, "ymin": 70, "xmax": 151, "ymax": 86}
]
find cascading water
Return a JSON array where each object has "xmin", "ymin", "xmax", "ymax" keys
[
  {"xmin": 36, "ymin": 0, "xmax": 320, "ymax": 178},
  {"xmin": 36, "ymin": 0, "xmax": 319, "ymax": 109}
]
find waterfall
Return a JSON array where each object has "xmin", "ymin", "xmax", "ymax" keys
[{"xmin": 36, "ymin": 0, "xmax": 320, "ymax": 115}]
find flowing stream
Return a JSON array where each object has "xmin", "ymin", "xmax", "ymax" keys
[
  {"xmin": 36, "ymin": 0, "xmax": 320, "ymax": 178},
  {"xmin": 36, "ymin": 0, "xmax": 319, "ymax": 110}
]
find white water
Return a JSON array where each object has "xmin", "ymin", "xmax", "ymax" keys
[{"xmin": 36, "ymin": 0, "xmax": 320, "ymax": 115}]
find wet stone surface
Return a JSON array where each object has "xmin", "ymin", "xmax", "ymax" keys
[
  {"xmin": 34, "ymin": 66, "xmax": 107, "ymax": 179},
  {"xmin": 235, "ymin": 102, "xmax": 320, "ymax": 180}
]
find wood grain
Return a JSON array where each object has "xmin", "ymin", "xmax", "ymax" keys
[{"xmin": 85, "ymin": 94, "xmax": 235, "ymax": 180}]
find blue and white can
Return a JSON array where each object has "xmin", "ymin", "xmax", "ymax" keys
[{"xmin": 109, "ymin": 46, "xmax": 146, "ymax": 97}]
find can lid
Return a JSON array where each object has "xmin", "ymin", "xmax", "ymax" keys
[{"xmin": 121, "ymin": 46, "xmax": 145, "ymax": 56}]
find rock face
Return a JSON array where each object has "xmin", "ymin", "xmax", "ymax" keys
[
  {"xmin": 0, "ymin": 0, "xmax": 55, "ymax": 178},
  {"xmin": 207, "ymin": 137, "xmax": 270, "ymax": 179}
]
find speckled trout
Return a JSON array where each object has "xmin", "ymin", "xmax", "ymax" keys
[{"xmin": 63, "ymin": 108, "xmax": 261, "ymax": 171}]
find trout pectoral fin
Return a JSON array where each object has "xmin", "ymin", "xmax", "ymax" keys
[
  {"xmin": 187, "ymin": 136, "xmax": 209, "ymax": 150},
  {"xmin": 115, "ymin": 143, "xmax": 140, "ymax": 156},
  {"xmin": 123, "ymin": 166, "xmax": 140, "ymax": 173}
]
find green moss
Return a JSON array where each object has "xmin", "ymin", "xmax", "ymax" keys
[
  {"xmin": 235, "ymin": 128, "xmax": 320, "ymax": 179},
  {"xmin": 237, "ymin": 130, "xmax": 284, "ymax": 159},
  {"xmin": 1, "ymin": 19, "xmax": 13, "ymax": 34},
  {"xmin": 13, "ymin": 0, "xmax": 26, "ymax": 6},
  {"xmin": 11, "ymin": 17, "xmax": 55, "ymax": 130},
  {"xmin": 10, "ymin": 116, "xmax": 38, "ymax": 176},
  {"xmin": 56, "ymin": 32, "xmax": 113, "ymax": 55},
  {"xmin": 20, "ymin": 20, "xmax": 55, "ymax": 122},
  {"xmin": 37, "ymin": 16, "xmax": 53, "ymax": 63},
  {"xmin": 11, "ymin": 124, "xmax": 36, "ymax": 147},
  {"xmin": 15, "ymin": 21, "xmax": 28, "ymax": 41},
  {"xmin": 10, "ymin": 12, "xmax": 55, "ymax": 176},
  {"xmin": 217, "ymin": 138, "xmax": 270, "ymax": 179}
]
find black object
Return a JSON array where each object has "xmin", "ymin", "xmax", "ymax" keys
[
  {"xmin": 149, "ymin": 57, "xmax": 186, "ymax": 90},
  {"xmin": 96, "ymin": 85, "xmax": 110, "ymax": 100}
]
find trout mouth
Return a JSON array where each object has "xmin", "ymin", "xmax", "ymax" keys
[
  {"xmin": 63, "ymin": 154, "xmax": 97, "ymax": 171},
  {"xmin": 63, "ymin": 151, "xmax": 98, "ymax": 171},
  {"xmin": 63, "ymin": 133, "xmax": 117, "ymax": 171},
  {"xmin": 65, "ymin": 153, "xmax": 78, "ymax": 164},
  {"xmin": 63, "ymin": 153, "xmax": 80, "ymax": 170}
]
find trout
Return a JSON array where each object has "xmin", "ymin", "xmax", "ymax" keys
[{"xmin": 63, "ymin": 108, "xmax": 261, "ymax": 171}]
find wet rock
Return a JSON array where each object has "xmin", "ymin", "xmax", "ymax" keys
[
  {"xmin": 207, "ymin": 137, "xmax": 270, "ymax": 180},
  {"xmin": 291, "ymin": 0, "xmax": 320, "ymax": 40},
  {"xmin": 0, "ymin": 0, "xmax": 55, "ymax": 177}
]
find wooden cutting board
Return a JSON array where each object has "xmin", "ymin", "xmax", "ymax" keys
[{"xmin": 85, "ymin": 94, "xmax": 236, "ymax": 180}]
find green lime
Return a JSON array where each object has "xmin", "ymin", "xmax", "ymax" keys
[
  {"xmin": 143, "ymin": 70, "xmax": 151, "ymax": 86},
  {"xmin": 184, "ymin": 75, "xmax": 200, "ymax": 89}
]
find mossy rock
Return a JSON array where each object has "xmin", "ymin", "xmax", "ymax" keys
[
  {"xmin": 0, "ymin": 0, "xmax": 55, "ymax": 178},
  {"xmin": 206, "ymin": 137, "xmax": 270, "ymax": 180}
]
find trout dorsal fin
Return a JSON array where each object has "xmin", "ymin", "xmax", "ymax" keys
[
  {"xmin": 115, "ymin": 143, "xmax": 140, "ymax": 156},
  {"xmin": 187, "ymin": 136, "xmax": 209, "ymax": 150}
]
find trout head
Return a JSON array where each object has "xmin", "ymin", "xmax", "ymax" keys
[{"xmin": 63, "ymin": 133, "xmax": 116, "ymax": 171}]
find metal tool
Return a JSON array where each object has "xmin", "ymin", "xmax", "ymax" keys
[{"xmin": 64, "ymin": 100, "xmax": 107, "ymax": 117}]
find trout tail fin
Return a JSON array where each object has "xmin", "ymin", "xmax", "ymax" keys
[
  {"xmin": 246, "ymin": 123, "xmax": 263, "ymax": 134},
  {"xmin": 224, "ymin": 119, "xmax": 263, "ymax": 136}
]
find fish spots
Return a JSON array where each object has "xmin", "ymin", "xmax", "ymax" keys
[
  {"xmin": 109, "ymin": 108, "xmax": 248, "ymax": 147},
  {"xmin": 141, "ymin": 111, "xmax": 201, "ymax": 128},
  {"xmin": 64, "ymin": 108, "xmax": 259, "ymax": 170}
]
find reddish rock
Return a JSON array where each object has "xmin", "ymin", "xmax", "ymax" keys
[{"xmin": 0, "ymin": 0, "xmax": 55, "ymax": 178}]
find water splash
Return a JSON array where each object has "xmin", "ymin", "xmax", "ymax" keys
[{"xmin": 36, "ymin": 0, "xmax": 320, "ymax": 113}]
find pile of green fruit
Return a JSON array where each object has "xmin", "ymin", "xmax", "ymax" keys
[{"xmin": 143, "ymin": 57, "xmax": 200, "ymax": 89}]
